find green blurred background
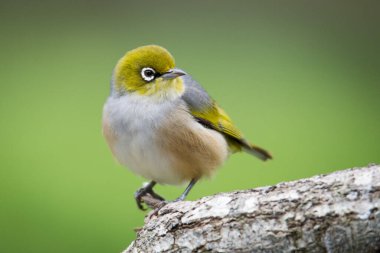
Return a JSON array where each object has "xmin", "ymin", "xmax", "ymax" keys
[{"xmin": 1, "ymin": 0, "xmax": 379, "ymax": 252}]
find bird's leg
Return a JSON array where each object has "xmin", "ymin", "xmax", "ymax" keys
[
  {"xmin": 175, "ymin": 178, "xmax": 198, "ymax": 202},
  {"xmin": 134, "ymin": 181, "xmax": 165, "ymax": 210},
  {"xmin": 148, "ymin": 179, "xmax": 198, "ymax": 218}
]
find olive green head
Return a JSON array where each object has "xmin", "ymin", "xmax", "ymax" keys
[{"xmin": 113, "ymin": 45, "xmax": 185, "ymax": 99}]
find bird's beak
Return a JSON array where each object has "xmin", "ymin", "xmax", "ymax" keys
[{"xmin": 161, "ymin": 69, "xmax": 186, "ymax": 80}]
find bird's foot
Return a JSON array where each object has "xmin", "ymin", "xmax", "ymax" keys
[{"xmin": 134, "ymin": 184, "xmax": 165, "ymax": 211}]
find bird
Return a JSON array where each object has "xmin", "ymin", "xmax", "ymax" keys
[{"xmin": 102, "ymin": 45, "xmax": 272, "ymax": 210}]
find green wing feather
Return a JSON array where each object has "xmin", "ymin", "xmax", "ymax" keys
[
  {"xmin": 190, "ymin": 102, "xmax": 271, "ymax": 160},
  {"xmin": 190, "ymin": 102, "xmax": 243, "ymax": 150},
  {"xmin": 181, "ymin": 75, "xmax": 272, "ymax": 161}
]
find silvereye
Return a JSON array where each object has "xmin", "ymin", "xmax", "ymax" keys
[{"xmin": 102, "ymin": 45, "xmax": 272, "ymax": 210}]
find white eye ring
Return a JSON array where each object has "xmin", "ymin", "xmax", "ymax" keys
[{"xmin": 141, "ymin": 67, "xmax": 156, "ymax": 82}]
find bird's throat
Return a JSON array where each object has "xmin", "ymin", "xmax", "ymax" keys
[{"xmin": 137, "ymin": 77, "xmax": 184, "ymax": 102}]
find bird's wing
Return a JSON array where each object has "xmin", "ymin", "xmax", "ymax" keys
[{"xmin": 181, "ymin": 75, "xmax": 272, "ymax": 161}]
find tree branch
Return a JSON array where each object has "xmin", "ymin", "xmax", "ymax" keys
[{"xmin": 124, "ymin": 164, "xmax": 380, "ymax": 253}]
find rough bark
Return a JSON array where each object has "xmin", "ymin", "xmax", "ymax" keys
[{"xmin": 124, "ymin": 164, "xmax": 380, "ymax": 253}]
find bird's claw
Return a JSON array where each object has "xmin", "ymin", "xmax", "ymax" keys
[
  {"xmin": 134, "ymin": 188, "xmax": 148, "ymax": 210},
  {"xmin": 134, "ymin": 186, "xmax": 165, "ymax": 211}
]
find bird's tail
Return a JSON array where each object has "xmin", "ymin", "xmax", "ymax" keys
[{"xmin": 241, "ymin": 141, "xmax": 272, "ymax": 161}]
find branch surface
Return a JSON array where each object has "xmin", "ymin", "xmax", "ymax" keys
[{"xmin": 124, "ymin": 164, "xmax": 380, "ymax": 253}]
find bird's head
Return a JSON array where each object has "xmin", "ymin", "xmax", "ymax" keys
[{"xmin": 112, "ymin": 45, "xmax": 186, "ymax": 100}]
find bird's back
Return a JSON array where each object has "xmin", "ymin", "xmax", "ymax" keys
[{"xmin": 180, "ymin": 75, "xmax": 272, "ymax": 160}]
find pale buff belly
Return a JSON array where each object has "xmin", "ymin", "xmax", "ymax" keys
[{"xmin": 103, "ymin": 97, "xmax": 228, "ymax": 185}]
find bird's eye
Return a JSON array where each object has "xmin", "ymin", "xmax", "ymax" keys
[{"xmin": 141, "ymin": 67, "xmax": 156, "ymax": 82}]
